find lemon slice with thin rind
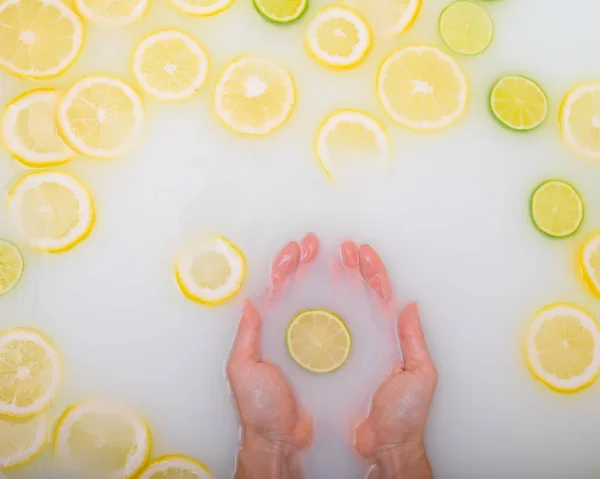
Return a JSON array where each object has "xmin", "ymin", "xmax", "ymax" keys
[
  {"xmin": 0, "ymin": 414, "xmax": 49, "ymax": 469},
  {"xmin": 0, "ymin": 240, "xmax": 24, "ymax": 296},
  {"xmin": 138, "ymin": 455, "xmax": 214, "ymax": 479},
  {"xmin": 74, "ymin": 0, "xmax": 148, "ymax": 25},
  {"xmin": 560, "ymin": 83, "xmax": 600, "ymax": 159}
]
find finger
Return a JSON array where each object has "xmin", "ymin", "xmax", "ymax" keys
[
  {"xmin": 397, "ymin": 302, "xmax": 432, "ymax": 372},
  {"xmin": 293, "ymin": 410, "xmax": 314, "ymax": 449},
  {"xmin": 358, "ymin": 245, "xmax": 394, "ymax": 303},
  {"xmin": 354, "ymin": 419, "xmax": 376, "ymax": 459},
  {"xmin": 340, "ymin": 240, "xmax": 359, "ymax": 269},
  {"xmin": 229, "ymin": 301, "xmax": 262, "ymax": 366},
  {"xmin": 300, "ymin": 233, "xmax": 319, "ymax": 264},
  {"xmin": 270, "ymin": 241, "xmax": 301, "ymax": 290}
]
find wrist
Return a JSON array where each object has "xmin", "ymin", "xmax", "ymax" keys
[
  {"xmin": 370, "ymin": 439, "xmax": 432, "ymax": 479},
  {"xmin": 236, "ymin": 429, "xmax": 302, "ymax": 479}
]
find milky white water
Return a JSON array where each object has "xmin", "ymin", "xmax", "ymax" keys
[{"xmin": 1, "ymin": 0, "xmax": 600, "ymax": 477}]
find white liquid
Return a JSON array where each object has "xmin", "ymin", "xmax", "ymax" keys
[{"xmin": 1, "ymin": 0, "xmax": 600, "ymax": 477}]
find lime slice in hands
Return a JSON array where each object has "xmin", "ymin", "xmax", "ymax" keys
[
  {"xmin": 254, "ymin": 0, "xmax": 308, "ymax": 24},
  {"xmin": 530, "ymin": 180, "xmax": 583, "ymax": 238},
  {"xmin": 439, "ymin": 1, "xmax": 493, "ymax": 55},
  {"xmin": 490, "ymin": 76, "xmax": 548, "ymax": 131},
  {"xmin": 0, "ymin": 240, "xmax": 24, "ymax": 296}
]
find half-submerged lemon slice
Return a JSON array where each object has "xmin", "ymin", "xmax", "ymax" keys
[
  {"xmin": 579, "ymin": 232, "xmax": 600, "ymax": 297},
  {"xmin": 342, "ymin": 0, "xmax": 421, "ymax": 35},
  {"xmin": 0, "ymin": 240, "xmax": 24, "ymax": 296},
  {"xmin": 0, "ymin": 414, "xmax": 49, "ymax": 469},
  {"xmin": 138, "ymin": 455, "xmax": 214, "ymax": 479},
  {"xmin": 74, "ymin": 0, "xmax": 148, "ymax": 25},
  {"xmin": 560, "ymin": 83, "xmax": 600, "ymax": 158}
]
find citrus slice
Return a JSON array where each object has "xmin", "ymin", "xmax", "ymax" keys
[
  {"xmin": 1, "ymin": 89, "xmax": 77, "ymax": 168},
  {"xmin": 0, "ymin": 0, "xmax": 84, "ymax": 78},
  {"xmin": 0, "ymin": 240, "xmax": 24, "ymax": 296},
  {"xmin": 287, "ymin": 310, "xmax": 352, "ymax": 374},
  {"xmin": 8, "ymin": 171, "xmax": 95, "ymax": 253},
  {"xmin": 560, "ymin": 83, "xmax": 600, "ymax": 158},
  {"xmin": 526, "ymin": 303, "xmax": 600, "ymax": 393},
  {"xmin": 530, "ymin": 180, "xmax": 583, "ymax": 238},
  {"xmin": 342, "ymin": 0, "xmax": 420, "ymax": 35},
  {"xmin": 0, "ymin": 414, "xmax": 49, "ymax": 469},
  {"xmin": 214, "ymin": 56, "xmax": 296, "ymax": 135},
  {"xmin": 175, "ymin": 236, "xmax": 246, "ymax": 305},
  {"xmin": 132, "ymin": 29, "xmax": 209, "ymax": 101},
  {"xmin": 138, "ymin": 455, "xmax": 214, "ymax": 479},
  {"xmin": 377, "ymin": 45, "xmax": 468, "ymax": 131},
  {"xmin": 305, "ymin": 6, "xmax": 371, "ymax": 69},
  {"xmin": 58, "ymin": 75, "xmax": 144, "ymax": 159},
  {"xmin": 315, "ymin": 109, "xmax": 390, "ymax": 182},
  {"xmin": 0, "ymin": 329, "xmax": 61, "ymax": 417},
  {"xmin": 168, "ymin": 0, "xmax": 233, "ymax": 16},
  {"xmin": 579, "ymin": 232, "xmax": 600, "ymax": 297},
  {"xmin": 490, "ymin": 76, "xmax": 548, "ymax": 131},
  {"xmin": 74, "ymin": 0, "xmax": 148, "ymax": 25},
  {"xmin": 54, "ymin": 401, "xmax": 151, "ymax": 478},
  {"xmin": 254, "ymin": 0, "xmax": 307, "ymax": 23},
  {"xmin": 439, "ymin": 1, "xmax": 493, "ymax": 55}
]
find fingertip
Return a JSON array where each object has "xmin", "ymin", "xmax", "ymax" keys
[
  {"xmin": 341, "ymin": 240, "xmax": 359, "ymax": 269},
  {"xmin": 300, "ymin": 233, "xmax": 319, "ymax": 263},
  {"xmin": 358, "ymin": 244, "xmax": 393, "ymax": 302}
]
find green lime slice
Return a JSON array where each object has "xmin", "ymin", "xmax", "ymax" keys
[
  {"xmin": 439, "ymin": 1, "xmax": 493, "ymax": 55},
  {"xmin": 0, "ymin": 240, "xmax": 24, "ymax": 296},
  {"xmin": 490, "ymin": 75, "xmax": 548, "ymax": 131},
  {"xmin": 530, "ymin": 180, "xmax": 583, "ymax": 238},
  {"xmin": 253, "ymin": 0, "xmax": 308, "ymax": 23}
]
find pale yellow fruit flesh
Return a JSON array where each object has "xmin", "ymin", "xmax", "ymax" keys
[
  {"xmin": 80, "ymin": 0, "xmax": 143, "ymax": 19},
  {"xmin": 0, "ymin": 415, "xmax": 45, "ymax": 467},
  {"xmin": 0, "ymin": 243, "xmax": 22, "ymax": 293},
  {"xmin": 564, "ymin": 89, "xmax": 600, "ymax": 154},
  {"xmin": 317, "ymin": 18, "xmax": 360, "ymax": 57},
  {"xmin": 17, "ymin": 99, "xmax": 68, "ymax": 155},
  {"xmin": 325, "ymin": 121, "xmax": 381, "ymax": 167},
  {"xmin": 190, "ymin": 251, "xmax": 232, "ymax": 290},
  {"xmin": 149, "ymin": 469, "xmax": 200, "ymax": 479}
]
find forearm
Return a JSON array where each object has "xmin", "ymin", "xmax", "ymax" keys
[
  {"xmin": 235, "ymin": 432, "xmax": 303, "ymax": 479},
  {"xmin": 367, "ymin": 441, "xmax": 432, "ymax": 479}
]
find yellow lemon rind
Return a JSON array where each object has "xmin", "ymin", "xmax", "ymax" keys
[
  {"xmin": 74, "ymin": 0, "xmax": 149, "ymax": 25},
  {"xmin": 137, "ymin": 454, "xmax": 214, "ymax": 479},
  {"xmin": 167, "ymin": 0, "xmax": 233, "ymax": 16},
  {"xmin": 559, "ymin": 82, "xmax": 600, "ymax": 159}
]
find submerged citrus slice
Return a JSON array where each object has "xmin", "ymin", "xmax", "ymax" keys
[
  {"xmin": 526, "ymin": 303, "xmax": 600, "ymax": 393},
  {"xmin": 0, "ymin": 329, "xmax": 61, "ymax": 417},
  {"xmin": 377, "ymin": 45, "xmax": 468, "ymax": 131},
  {"xmin": 0, "ymin": 0, "xmax": 84, "ymax": 78},
  {"xmin": 54, "ymin": 401, "xmax": 151, "ymax": 478},
  {"xmin": 74, "ymin": 0, "xmax": 148, "ymax": 25},
  {"xmin": 530, "ymin": 180, "xmax": 583, "ymax": 238},
  {"xmin": 58, "ymin": 75, "xmax": 144, "ymax": 159},
  {"xmin": 560, "ymin": 83, "xmax": 600, "ymax": 158},
  {"xmin": 342, "ymin": 0, "xmax": 421, "ymax": 35},
  {"xmin": 439, "ymin": 1, "xmax": 493, "ymax": 55},
  {"xmin": 0, "ymin": 414, "xmax": 49, "ymax": 469},
  {"xmin": 175, "ymin": 236, "xmax": 246, "ymax": 305},
  {"xmin": 1, "ymin": 89, "xmax": 77, "ymax": 167},
  {"xmin": 0, "ymin": 240, "xmax": 24, "ymax": 296},
  {"xmin": 305, "ymin": 6, "xmax": 371, "ymax": 69},
  {"xmin": 253, "ymin": 0, "xmax": 307, "ymax": 23},
  {"xmin": 490, "ymin": 76, "xmax": 547, "ymax": 131},
  {"xmin": 168, "ymin": 0, "xmax": 233, "ymax": 16},
  {"xmin": 8, "ymin": 171, "xmax": 95, "ymax": 253},
  {"xmin": 214, "ymin": 56, "xmax": 296, "ymax": 135},
  {"xmin": 138, "ymin": 455, "xmax": 214, "ymax": 479},
  {"xmin": 579, "ymin": 232, "xmax": 600, "ymax": 297},
  {"xmin": 133, "ymin": 29, "xmax": 209, "ymax": 101},
  {"xmin": 287, "ymin": 310, "xmax": 352, "ymax": 374}
]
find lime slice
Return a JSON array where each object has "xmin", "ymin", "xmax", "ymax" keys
[
  {"xmin": 439, "ymin": 1, "xmax": 493, "ymax": 55},
  {"xmin": 0, "ymin": 240, "xmax": 24, "ymax": 296},
  {"xmin": 490, "ymin": 75, "xmax": 548, "ymax": 131},
  {"xmin": 530, "ymin": 180, "xmax": 583, "ymax": 238},
  {"xmin": 286, "ymin": 310, "xmax": 351, "ymax": 374},
  {"xmin": 253, "ymin": 0, "xmax": 308, "ymax": 23}
]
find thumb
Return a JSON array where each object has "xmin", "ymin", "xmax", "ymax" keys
[
  {"xmin": 397, "ymin": 302, "xmax": 432, "ymax": 372},
  {"xmin": 229, "ymin": 301, "xmax": 262, "ymax": 368}
]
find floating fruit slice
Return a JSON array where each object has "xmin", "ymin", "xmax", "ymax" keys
[
  {"xmin": 579, "ymin": 232, "xmax": 600, "ymax": 297},
  {"xmin": 0, "ymin": 414, "xmax": 49, "ymax": 469},
  {"xmin": 58, "ymin": 75, "xmax": 144, "ymax": 159},
  {"xmin": 214, "ymin": 56, "xmax": 296, "ymax": 135},
  {"xmin": 168, "ymin": 0, "xmax": 233, "ymax": 16},
  {"xmin": 74, "ymin": 0, "xmax": 148, "ymax": 25},
  {"xmin": 377, "ymin": 45, "xmax": 468, "ymax": 131},
  {"xmin": 138, "ymin": 455, "xmax": 214, "ymax": 479},
  {"xmin": 1, "ymin": 89, "xmax": 77, "ymax": 167},
  {"xmin": 305, "ymin": 6, "xmax": 371, "ymax": 69},
  {"xmin": 439, "ymin": 1, "xmax": 493, "ymax": 55},
  {"xmin": 54, "ymin": 401, "xmax": 151, "ymax": 478},
  {"xmin": 253, "ymin": 0, "xmax": 307, "ymax": 23},
  {"xmin": 8, "ymin": 171, "xmax": 95, "ymax": 253},
  {"xmin": 526, "ymin": 303, "xmax": 600, "ymax": 393},
  {"xmin": 0, "ymin": 240, "xmax": 24, "ymax": 296},
  {"xmin": 0, "ymin": 0, "xmax": 84, "ymax": 78},
  {"xmin": 490, "ymin": 76, "xmax": 548, "ymax": 131},
  {"xmin": 343, "ymin": 0, "xmax": 420, "ymax": 35},
  {"xmin": 560, "ymin": 83, "xmax": 600, "ymax": 158},
  {"xmin": 315, "ymin": 109, "xmax": 390, "ymax": 181},
  {"xmin": 0, "ymin": 329, "xmax": 61, "ymax": 417},
  {"xmin": 175, "ymin": 236, "xmax": 246, "ymax": 305},
  {"xmin": 287, "ymin": 310, "xmax": 352, "ymax": 374},
  {"xmin": 530, "ymin": 180, "xmax": 583, "ymax": 238}
]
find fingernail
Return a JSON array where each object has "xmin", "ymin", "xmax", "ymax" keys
[{"xmin": 300, "ymin": 233, "xmax": 319, "ymax": 263}]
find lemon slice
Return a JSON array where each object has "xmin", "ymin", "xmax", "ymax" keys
[
  {"xmin": 579, "ymin": 232, "xmax": 600, "ymax": 297},
  {"xmin": 133, "ymin": 29, "xmax": 209, "ymax": 101},
  {"xmin": 58, "ymin": 75, "xmax": 144, "ymax": 159},
  {"xmin": 0, "ymin": 240, "xmax": 24, "ymax": 296},
  {"xmin": 315, "ymin": 109, "xmax": 390, "ymax": 182},
  {"xmin": 168, "ymin": 0, "xmax": 233, "ymax": 16},
  {"xmin": 1, "ymin": 89, "xmax": 77, "ymax": 168},
  {"xmin": 490, "ymin": 76, "xmax": 548, "ymax": 131},
  {"xmin": 214, "ymin": 56, "xmax": 296, "ymax": 135},
  {"xmin": 530, "ymin": 180, "xmax": 583, "ymax": 238},
  {"xmin": 54, "ymin": 401, "xmax": 151, "ymax": 478},
  {"xmin": 8, "ymin": 171, "xmax": 95, "ymax": 253},
  {"xmin": 0, "ymin": 414, "xmax": 49, "ymax": 469},
  {"xmin": 287, "ymin": 310, "xmax": 352, "ymax": 374},
  {"xmin": 343, "ymin": 0, "xmax": 420, "ymax": 35},
  {"xmin": 377, "ymin": 45, "xmax": 468, "ymax": 131},
  {"xmin": 74, "ymin": 0, "xmax": 148, "ymax": 25},
  {"xmin": 175, "ymin": 236, "xmax": 246, "ymax": 305},
  {"xmin": 0, "ymin": 329, "xmax": 61, "ymax": 417},
  {"xmin": 526, "ymin": 303, "xmax": 600, "ymax": 393},
  {"xmin": 138, "ymin": 455, "xmax": 214, "ymax": 479},
  {"xmin": 305, "ymin": 6, "xmax": 371, "ymax": 69},
  {"xmin": 0, "ymin": 0, "xmax": 84, "ymax": 78},
  {"xmin": 253, "ymin": 0, "xmax": 307, "ymax": 23},
  {"xmin": 560, "ymin": 83, "xmax": 600, "ymax": 158},
  {"xmin": 439, "ymin": 1, "xmax": 493, "ymax": 55}
]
